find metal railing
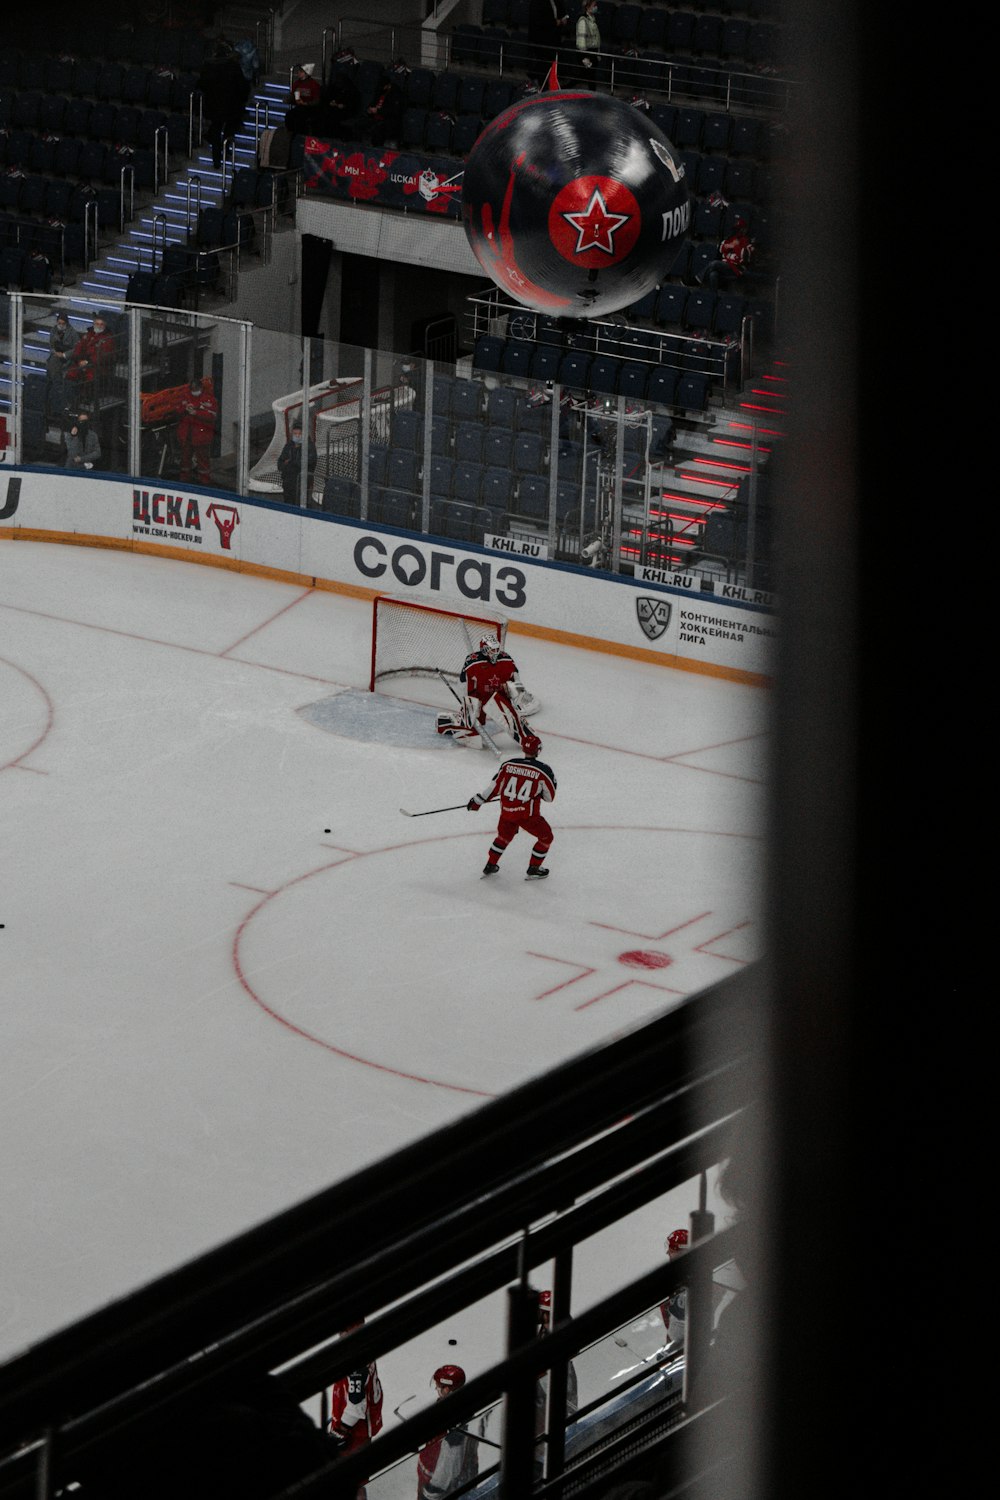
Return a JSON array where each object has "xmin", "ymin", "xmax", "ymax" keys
[
  {"xmin": 0, "ymin": 968, "xmax": 760, "ymax": 1500},
  {"xmin": 1, "ymin": 292, "xmax": 776, "ymax": 592}
]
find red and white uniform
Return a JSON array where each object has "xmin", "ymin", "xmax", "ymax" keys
[
  {"xmin": 460, "ymin": 648, "xmax": 529, "ymax": 744},
  {"xmin": 177, "ymin": 385, "xmax": 218, "ymax": 484},
  {"xmin": 329, "ymin": 1361, "xmax": 384, "ymax": 1451},
  {"xmin": 719, "ymin": 227, "xmax": 754, "ymax": 278},
  {"xmin": 416, "ymin": 1428, "xmax": 479, "ymax": 1499},
  {"xmin": 472, "ymin": 751, "xmax": 556, "ymax": 873}
]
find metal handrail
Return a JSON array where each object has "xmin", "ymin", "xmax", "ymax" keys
[
  {"xmin": 118, "ymin": 164, "xmax": 134, "ymax": 233},
  {"xmin": 185, "ymin": 173, "xmax": 203, "ymax": 237},
  {"xmin": 153, "ymin": 124, "xmax": 169, "ymax": 195}
]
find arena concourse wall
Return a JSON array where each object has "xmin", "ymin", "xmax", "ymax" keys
[{"xmin": 0, "ymin": 468, "xmax": 775, "ymax": 686}]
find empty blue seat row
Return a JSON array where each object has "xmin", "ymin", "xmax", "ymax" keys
[
  {"xmin": 1, "ymin": 28, "xmax": 209, "ymax": 80},
  {"xmin": 401, "ymin": 68, "xmax": 519, "ymax": 121},
  {"xmin": 0, "ymin": 64, "xmax": 198, "ymax": 117},
  {"xmin": 321, "ymin": 468, "xmax": 577, "ymax": 529},
  {"xmin": 398, "ymin": 108, "xmax": 484, "ymax": 157},
  {"xmin": 0, "ymin": 173, "xmax": 127, "ymax": 229},
  {"xmin": 473, "ymin": 336, "xmax": 718, "ymax": 412},
  {"xmin": 0, "ymin": 243, "xmax": 53, "ymax": 291},
  {"xmin": 0, "ymin": 107, "xmax": 188, "ymax": 163}
]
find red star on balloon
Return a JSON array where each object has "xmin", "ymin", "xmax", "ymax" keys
[{"xmin": 560, "ymin": 188, "xmax": 631, "ymax": 255}]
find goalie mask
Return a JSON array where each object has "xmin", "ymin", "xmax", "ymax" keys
[{"xmin": 480, "ymin": 634, "xmax": 501, "ymax": 662}]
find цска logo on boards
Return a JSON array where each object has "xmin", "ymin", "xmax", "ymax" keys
[{"xmin": 636, "ymin": 596, "xmax": 671, "ymax": 640}]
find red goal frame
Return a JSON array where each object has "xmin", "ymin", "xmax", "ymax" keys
[{"xmin": 369, "ymin": 596, "xmax": 508, "ymax": 692}]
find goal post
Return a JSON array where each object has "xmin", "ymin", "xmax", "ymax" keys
[{"xmin": 369, "ymin": 595, "xmax": 508, "ymax": 692}]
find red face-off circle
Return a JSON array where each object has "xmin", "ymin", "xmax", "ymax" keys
[
  {"xmin": 548, "ymin": 176, "xmax": 642, "ymax": 267},
  {"xmin": 618, "ymin": 950, "xmax": 673, "ymax": 970}
]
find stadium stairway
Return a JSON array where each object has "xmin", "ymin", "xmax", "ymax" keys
[
  {"xmin": 70, "ymin": 76, "xmax": 291, "ymax": 314},
  {"xmin": 644, "ymin": 353, "xmax": 788, "ymax": 572}
]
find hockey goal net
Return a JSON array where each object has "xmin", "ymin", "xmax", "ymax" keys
[{"xmin": 369, "ymin": 596, "xmax": 508, "ymax": 691}]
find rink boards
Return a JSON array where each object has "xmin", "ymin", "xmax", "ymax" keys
[{"xmin": 1, "ymin": 467, "xmax": 775, "ymax": 685}]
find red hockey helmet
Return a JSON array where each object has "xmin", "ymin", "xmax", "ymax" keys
[
  {"xmin": 522, "ymin": 732, "xmax": 542, "ymax": 758},
  {"xmin": 665, "ymin": 1228, "xmax": 689, "ymax": 1255},
  {"xmin": 433, "ymin": 1364, "xmax": 466, "ymax": 1390},
  {"xmin": 480, "ymin": 634, "xmax": 501, "ymax": 661}
]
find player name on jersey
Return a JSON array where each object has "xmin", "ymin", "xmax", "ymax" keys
[{"xmin": 485, "ymin": 532, "xmax": 550, "ymax": 560}]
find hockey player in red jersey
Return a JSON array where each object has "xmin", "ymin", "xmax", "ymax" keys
[
  {"xmin": 416, "ymin": 1365, "xmax": 479, "ymax": 1499},
  {"xmin": 659, "ymin": 1228, "xmax": 689, "ymax": 1347},
  {"xmin": 437, "ymin": 634, "xmax": 538, "ymax": 750},
  {"xmin": 328, "ymin": 1320, "xmax": 384, "ymax": 1497},
  {"xmin": 467, "ymin": 732, "xmax": 556, "ymax": 878}
]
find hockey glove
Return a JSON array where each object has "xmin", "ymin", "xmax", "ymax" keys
[{"xmin": 467, "ymin": 798, "xmax": 480, "ymax": 811}]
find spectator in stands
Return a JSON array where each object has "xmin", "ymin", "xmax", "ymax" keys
[
  {"xmin": 198, "ymin": 40, "xmax": 251, "ymax": 168},
  {"xmin": 365, "ymin": 66, "xmax": 406, "ymax": 148},
  {"xmin": 233, "ymin": 35, "xmax": 261, "ymax": 89},
  {"xmin": 63, "ymin": 310, "xmax": 115, "ymax": 396},
  {"xmin": 63, "ymin": 407, "xmax": 101, "ymax": 469},
  {"xmin": 285, "ymin": 63, "xmax": 323, "ymax": 134},
  {"xmin": 416, "ymin": 1365, "xmax": 479, "ymax": 1500},
  {"xmin": 697, "ymin": 219, "xmax": 757, "ymax": 293},
  {"xmin": 276, "ymin": 418, "xmax": 318, "ymax": 505},
  {"xmin": 322, "ymin": 58, "xmax": 363, "ymax": 140},
  {"xmin": 528, "ymin": 0, "xmax": 570, "ymax": 77},
  {"xmin": 291, "ymin": 63, "xmax": 322, "ymax": 110},
  {"xmin": 46, "ymin": 311, "xmax": 75, "ymax": 415},
  {"xmin": 176, "ymin": 376, "xmax": 218, "ymax": 485},
  {"xmin": 574, "ymin": 0, "xmax": 603, "ymax": 85}
]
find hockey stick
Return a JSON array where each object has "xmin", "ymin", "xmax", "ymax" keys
[
  {"xmin": 393, "ymin": 1395, "xmax": 418, "ymax": 1420},
  {"xmin": 436, "ymin": 670, "xmax": 502, "ymax": 758},
  {"xmin": 399, "ymin": 804, "xmax": 468, "ymax": 817}
]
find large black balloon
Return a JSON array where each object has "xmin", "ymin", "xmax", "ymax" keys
[{"xmin": 461, "ymin": 90, "xmax": 690, "ymax": 319}]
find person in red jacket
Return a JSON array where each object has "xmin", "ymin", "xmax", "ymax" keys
[
  {"xmin": 291, "ymin": 63, "xmax": 322, "ymax": 108},
  {"xmin": 467, "ymin": 733, "xmax": 556, "ymax": 879},
  {"xmin": 176, "ymin": 376, "xmax": 218, "ymax": 485},
  {"xmin": 64, "ymin": 310, "xmax": 115, "ymax": 393}
]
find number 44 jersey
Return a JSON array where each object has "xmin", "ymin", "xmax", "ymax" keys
[{"xmin": 473, "ymin": 753, "xmax": 557, "ymax": 817}]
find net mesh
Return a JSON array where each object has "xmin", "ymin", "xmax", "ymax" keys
[{"xmin": 371, "ymin": 595, "xmax": 508, "ymax": 689}]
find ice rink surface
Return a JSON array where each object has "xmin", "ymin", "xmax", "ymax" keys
[{"xmin": 0, "ymin": 538, "xmax": 770, "ymax": 1425}]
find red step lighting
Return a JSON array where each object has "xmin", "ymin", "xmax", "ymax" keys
[
  {"xmin": 708, "ymin": 438, "xmax": 773, "ymax": 455},
  {"xmin": 724, "ymin": 419, "xmax": 785, "ymax": 438}
]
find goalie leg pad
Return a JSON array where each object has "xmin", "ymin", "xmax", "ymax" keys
[
  {"xmin": 465, "ymin": 695, "xmax": 486, "ymax": 727},
  {"xmin": 493, "ymin": 692, "xmax": 526, "ymax": 744},
  {"xmin": 438, "ymin": 712, "xmax": 484, "ymax": 748}
]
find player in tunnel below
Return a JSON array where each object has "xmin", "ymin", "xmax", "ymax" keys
[
  {"xmin": 436, "ymin": 634, "xmax": 539, "ymax": 749},
  {"xmin": 467, "ymin": 732, "xmax": 556, "ymax": 879}
]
